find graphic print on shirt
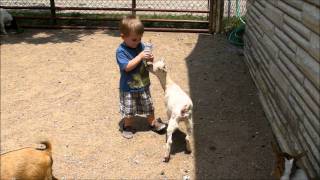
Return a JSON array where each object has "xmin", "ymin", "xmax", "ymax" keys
[{"xmin": 128, "ymin": 63, "xmax": 150, "ymax": 89}]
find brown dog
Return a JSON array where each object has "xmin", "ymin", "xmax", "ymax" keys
[
  {"xmin": 1, "ymin": 141, "xmax": 57, "ymax": 180},
  {"xmin": 271, "ymin": 142, "xmax": 308, "ymax": 180}
]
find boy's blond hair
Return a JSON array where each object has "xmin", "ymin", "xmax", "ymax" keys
[{"xmin": 119, "ymin": 15, "xmax": 144, "ymax": 36}]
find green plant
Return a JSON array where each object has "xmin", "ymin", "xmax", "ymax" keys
[{"xmin": 222, "ymin": 16, "xmax": 245, "ymax": 33}]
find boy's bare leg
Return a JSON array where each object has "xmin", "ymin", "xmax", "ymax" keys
[
  {"xmin": 122, "ymin": 117, "xmax": 134, "ymax": 139},
  {"xmin": 124, "ymin": 116, "xmax": 134, "ymax": 127},
  {"xmin": 147, "ymin": 113, "xmax": 155, "ymax": 126}
]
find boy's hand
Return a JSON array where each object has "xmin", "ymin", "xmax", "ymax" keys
[
  {"xmin": 145, "ymin": 53, "xmax": 154, "ymax": 62},
  {"xmin": 125, "ymin": 51, "xmax": 151, "ymax": 72},
  {"xmin": 139, "ymin": 51, "xmax": 154, "ymax": 62}
]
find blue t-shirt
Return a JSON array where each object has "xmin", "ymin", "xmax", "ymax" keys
[{"xmin": 116, "ymin": 42, "xmax": 150, "ymax": 92}]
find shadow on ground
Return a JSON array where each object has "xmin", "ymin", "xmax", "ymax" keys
[
  {"xmin": 186, "ymin": 34, "xmax": 276, "ymax": 179},
  {"xmin": 0, "ymin": 28, "xmax": 119, "ymax": 45}
]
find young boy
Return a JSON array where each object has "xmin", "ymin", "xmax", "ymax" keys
[{"xmin": 116, "ymin": 15, "xmax": 166, "ymax": 139}]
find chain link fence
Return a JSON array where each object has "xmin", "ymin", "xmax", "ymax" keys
[
  {"xmin": 1, "ymin": 0, "xmax": 246, "ymax": 17},
  {"xmin": 1, "ymin": 0, "xmax": 209, "ymax": 17},
  {"xmin": 0, "ymin": 0, "xmax": 246, "ymax": 32},
  {"xmin": 224, "ymin": 0, "xmax": 247, "ymax": 18},
  {"xmin": 1, "ymin": 0, "xmax": 50, "ymax": 7}
]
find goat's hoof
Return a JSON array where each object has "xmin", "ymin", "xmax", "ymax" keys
[
  {"xmin": 185, "ymin": 150, "xmax": 192, "ymax": 154},
  {"xmin": 163, "ymin": 156, "xmax": 170, "ymax": 163}
]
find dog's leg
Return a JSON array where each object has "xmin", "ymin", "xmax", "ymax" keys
[{"xmin": 163, "ymin": 117, "xmax": 178, "ymax": 162}]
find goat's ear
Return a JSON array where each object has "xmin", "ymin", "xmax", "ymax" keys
[
  {"xmin": 160, "ymin": 57, "xmax": 165, "ymax": 63},
  {"xmin": 163, "ymin": 64, "xmax": 167, "ymax": 71},
  {"xmin": 146, "ymin": 63, "xmax": 153, "ymax": 72}
]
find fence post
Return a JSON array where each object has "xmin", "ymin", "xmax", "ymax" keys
[
  {"xmin": 227, "ymin": 0, "xmax": 231, "ymax": 19},
  {"xmin": 132, "ymin": 0, "xmax": 136, "ymax": 16},
  {"xmin": 50, "ymin": 0, "xmax": 57, "ymax": 25},
  {"xmin": 215, "ymin": 0, "xmax": 224, "ymax": 33},
  {"xmin": 209, "ymin": 0, "xmax": 214, "ymax": 34}
]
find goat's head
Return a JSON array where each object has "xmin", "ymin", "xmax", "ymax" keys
[
  {"xmin": 271, "ymin": 142, "xmax": 306, "ymax": 179},
  {"xmin": 146, "ymin": 58, "xmax": 167, "ymax": 76}
]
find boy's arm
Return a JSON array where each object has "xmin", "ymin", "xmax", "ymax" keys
[
  {"xmin": 124, "ymin": 51, "xmax": 153, "ymax": 72},
  {"xmin": 124, "ymin": 52, "xmax": 144, "ymax": 72},
  {"xmin": 117, "ymin": 49, "xmax": 152, "ymax": 72}
]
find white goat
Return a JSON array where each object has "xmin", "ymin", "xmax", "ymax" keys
[
  {"xmin": 271, "ymin": 143, "xmax": 309, "ymax": 180},
  {"xmin": 0, "ymin": 8, "xmax": 13, "ymax": 34},
  {"xmin": 148, "ymin": 59, "xmax": 193, "ymax": 162}
]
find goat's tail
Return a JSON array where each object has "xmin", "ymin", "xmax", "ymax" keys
[
  {"xmin": 181, "ymin": 104, "xmax": 192, "ymax": 118},
  {"xmin": 36, "ymin": 140, "xmax": 52, "ymax": 155}
]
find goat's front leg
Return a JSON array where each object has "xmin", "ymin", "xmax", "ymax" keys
[
  {"xmin": 166, "ymin": 109, "xmax": 171, "ymax": 121},
  {"xmin": 185, "ymin": 116, "xmax": 193, "ymax": 153},
  {"xmin": 163, "ymin": 117, "xmax": 178, "ymax": 162}
]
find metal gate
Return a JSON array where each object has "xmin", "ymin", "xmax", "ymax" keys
[{"xmin": 0, "ymin": 0, "xmax": 216, "ymax": 33}]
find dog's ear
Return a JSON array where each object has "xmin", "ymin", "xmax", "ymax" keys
[
  {"xmin": 271, "ymin": 142, "xmax": 281, "ymax": 155},
  {"xmin": 294, "ymin": 151, "xmax": 307, "ymax": 161}
]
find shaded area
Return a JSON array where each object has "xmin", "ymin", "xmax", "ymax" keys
[
  {"xmin": 186, "ymin": 34, "xmax": 276, "ymax": 179},
  {"xmin": 0, "ymin": 28, "xmax": 119, "ymax": 45}
]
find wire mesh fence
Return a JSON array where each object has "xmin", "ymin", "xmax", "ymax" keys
[
  {"xmin": 1, "ymin": 0, "xmax": 210, "ymax": 16},
  {"xmin": 135, "ymin": 0, "xmax": 209, "ymax": 17},
  {"xmin": 0, "ymin": 0, "xmax": 246, "ymax": 32},
  {"xmin": 224, "ymin": 0, "xmax": 247, "ymax": 18},
  {"xmin": 1, "ymin": 0, "xmax": 50, "ymax": 7},
  {"xmin": 1, "ymin": 0, "xmax": 246, "ymax": 19}
]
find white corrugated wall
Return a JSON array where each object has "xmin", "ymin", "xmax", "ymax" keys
[{"xmin": 244, "ymin": 0, "xmax": 319, "ymax": 178}]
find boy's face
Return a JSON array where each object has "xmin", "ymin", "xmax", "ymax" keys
[{"xmin": 121, "ymin": 32, "xmax": 142, "ymax": 48}]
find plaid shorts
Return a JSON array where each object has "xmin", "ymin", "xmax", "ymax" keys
[{"xmin": 120, "ymin": 89, "xmax": 154, "ymax": 118}]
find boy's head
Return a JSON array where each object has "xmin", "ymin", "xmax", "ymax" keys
[{"xmin": 120, "ymin": 15, "xmax": 144, "ymax": 48}]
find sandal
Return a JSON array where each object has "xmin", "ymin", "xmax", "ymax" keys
[{"xmin": 122, "ymin": 125, "xmax": 134, "ymax": 139}]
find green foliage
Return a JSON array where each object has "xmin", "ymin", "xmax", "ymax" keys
[{"xmin": 222, "ymin": 16, "xmax": 246, "ymax": 33}]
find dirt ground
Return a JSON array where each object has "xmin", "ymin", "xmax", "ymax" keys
[{"xmin": 1, "ymin": 29, "xmax": 276, "ymax": 179}]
